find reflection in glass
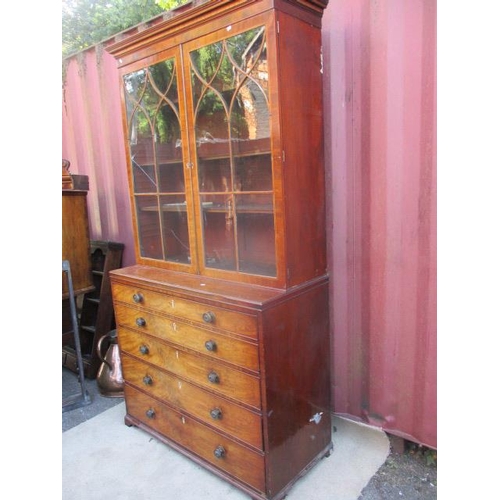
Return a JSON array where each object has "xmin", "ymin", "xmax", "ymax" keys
[
  {"xmin": 124, "ymin": 57, "xmax": 189, "ymax": 263},
  {"xmin": 190, "ymin": 26, "xmax": 276, "ymax": 276},
  {"xmin": 135, "ymin": 196, "xmax": 163, "ymax": 259},
  {"xmin": 200, "ymin": 194, "xmax": 237, "ymax": 271},
  {"xmin": 160, "ymin": 195, "xmax": 191, "ymax": 264},
  {"xmin": 236, "ymin": 194, "xmax": 276, "ymax": 276}
]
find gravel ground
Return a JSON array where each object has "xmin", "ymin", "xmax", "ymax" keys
[{"xmin": 359, "ymin": 439, "xmax": 437, "ymax": 500}]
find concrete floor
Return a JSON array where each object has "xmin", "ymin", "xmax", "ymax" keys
[
  {"xmin": 62, "ymin": 369, "xmax": 390, "ymax": 499},
  {"xmin": 62, "ymin": 367, "xmax": 123, "ymax": 432}
]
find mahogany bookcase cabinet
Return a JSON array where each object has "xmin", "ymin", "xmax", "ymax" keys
[{"xmin": 107, "ymin": 1, "xmax": 331, "ymax": 499}]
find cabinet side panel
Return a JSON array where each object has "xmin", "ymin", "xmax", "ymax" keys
[
  {"xmin": 261, "ymin": 280, "xmax": 331, "ymax": 496},
  {"xmin": 62, "ymin": 191, "xmax": 93, "ymax": 296},
  {"xmin": 277, "ymin": 13, "xmax": 327, "ymax": 286}
]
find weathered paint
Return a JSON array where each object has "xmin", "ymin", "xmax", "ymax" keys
[
  {"xmin": 62, "ymin": 47, "xmax": 135, "ymax": 267},
  {"xmin": 323, "ymin": 0, "xmax": 436, "ymax": 448},
  {"xmin": 61, "ymin": 0, "xmax": 437, "ymax": 448}
]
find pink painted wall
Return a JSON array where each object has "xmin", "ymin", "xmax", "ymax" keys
[
  {"xmin": 61, "ymin": 0, "xmax": 437, "ymax": 448},
  {"xmin": 323, "ymin": 0, "xmax": 436, "ymax": 448}
]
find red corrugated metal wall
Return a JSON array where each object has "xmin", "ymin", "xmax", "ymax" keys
[
  {"xmin": 61, "ymin": 0, "xmax": 437, "ymax": 449},
  {"xmin": 62, "ymin": 47, "xmax": 135, "ymax": 268},
  {"xmin": 323, "ymin": 0, "xmax": 436, "ymax": 448}
]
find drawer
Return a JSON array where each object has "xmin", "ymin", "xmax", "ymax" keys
[
  {"xmin": 115, "ymin": 305, "xmax": 259, "ymax": 372},
  {"xmin": 121, "ymin": 354, "xmax": 263, "ymax": 450},
  {"xmin": 119, "ymin": 328, "xmax": 261, "ymax": 409},
  {"xmin": 112, "ymin": 283, "xmax": 257, "ymax": 339},
  {"xmin": 125, "ymin": 385, "xmax": 265, "ymax": 493}
]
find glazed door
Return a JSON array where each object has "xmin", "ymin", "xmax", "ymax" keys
[
  {"xmin": 183, "ymin": 15, "xmax": 282, "ymax": 282},
  {"xmin": 122, "ymin": 48, "xmax": 198, "ymax": 271}
]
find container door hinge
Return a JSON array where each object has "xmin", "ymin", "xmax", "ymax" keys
[{"xmin": 282, "ymin": 150, "xmax": 286, "ymax": 163}]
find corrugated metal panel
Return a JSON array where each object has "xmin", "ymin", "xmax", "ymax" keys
[
  {"xmin": 61, "ymin": 0, "xmax": 437, "ymax": 449},
  {"xmin": 323, "ymin": 0, "xmax": 436, "ymax": 448},
  {"xmin": 62, "ymin": 46, "xmax": 136, "ymax": 268}
]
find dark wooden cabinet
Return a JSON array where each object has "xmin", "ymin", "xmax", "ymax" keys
[
  {"xmin": 63, "ymin": 241, "xmax": 124, "ymax": 378},
  {"xmin": 108, "ymin": 1, "xmax": 331, "ymax": 499}
]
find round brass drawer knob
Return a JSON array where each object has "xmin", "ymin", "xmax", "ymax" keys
[
  {"xmin": 214, "ymin": 446, "xmax": 226, "ymax": 459},
  {"xmin": 205, "ymin": 340, "xmax": 217, "ymax": 352},
  {"xmin": 210, "ymin": 408, "xmax": 223, "ymax": 420},
  {"xmin": 202, "ymin": 311, "xmax": 215, "ymax": 323},
  {"xmin": 146, "ymin": 408, "xmax": 155, "ymax": 419},
  {"xmin": 132, "ymin": 293, "xmax": 143, "ymax": 303},
  {"xmin": 139, "ymin": 344, "xmax": 149, "ymax": 355},
  {"xmin": 143, "ymin": 375, "xmax": 153, "ymax": 386},
  {"xmin": 136, "ymin": 317, "xmax": 146, "ymax": 327},
  {"xmin": 207, "ymin": 371, "xmax": 220, "ymax": 384}
]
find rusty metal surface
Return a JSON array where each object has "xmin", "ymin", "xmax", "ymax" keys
[{"xmin": 61, "ymin": 0, "xmax": 437, "ymax": 448}]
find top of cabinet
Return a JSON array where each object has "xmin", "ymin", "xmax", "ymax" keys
[
  {"xmin": 106, "ymin": 0, "xmax": 329, "ymax": 289},
  {"xmin": 107, "ymin": 0, "xmax": 329, "ymax": 63}
]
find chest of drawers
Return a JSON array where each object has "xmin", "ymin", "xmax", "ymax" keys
[{"xmin": 110, "ymin": 265, "xmax": 331, "ymax": 500}]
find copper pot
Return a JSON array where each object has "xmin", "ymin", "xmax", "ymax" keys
[{"xmin": 96, "ymin": 330, "xmax": 124, "ymax": 398}]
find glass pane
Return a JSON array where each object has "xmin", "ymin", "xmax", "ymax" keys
[
  {"xmin": 159, "ymin": 162, "xmax": 184, "ymax": 193},
  {"xmin": 195, "ymin": 90, "xmax": 230, "ymax": 191},
  {"xmin": 199, "ymin": 158, "xmax": 231, "ymax": 192},
  {"xmin": 132, "ymin": 156, "xmax": 157, "ymax": 193},
  {"xmin": 200, "ymin": 194, "xmax": 237, "ymax": 271},
  {"xmin": 234, "ymin": 153, "xmax": 272, "ymax": 192},
  {"xmin": 135, "ymin": 196, "xmax": 163, "ymax": 259},
  {"xmin": 235, "ymin": 194, "xmax": 276, "ymax": 276},
  {"xmin": 123, "ymin": 59, "xmax": 185, "ymax": 193},
  {"xmin": 159, "ymin": 195, "xmax": 191, "ymax": 264},
  {"xmin": 227, "ymin": 26, "xmax": 270, "ymax": 151},
  {"xmin": 124, "ymin": 56, "xmax": 189, "ymax": 266},
  {"xmin": 190, "ymin": 25, "xmax": 276, "ymax": 276}
]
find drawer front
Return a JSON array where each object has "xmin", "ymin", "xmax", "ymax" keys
[
  {"xmin": 119, "ymin": 328, "xmax": 261, "ymax": 409},
  {"xmin": 115, "ymin": 305, "xmax": 259, "ymax": 372},
  {"xmin": 113, "ymin": 283, "xmax": 257, "ymax": 339},
  {"xmin": 121, "ymin": 354, "xmax": 263, "ymax": 450},
  {"xmin": 125, "ymin": 385, "xmax": 265, "ymax": 492}
]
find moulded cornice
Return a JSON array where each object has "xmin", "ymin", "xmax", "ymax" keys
[{"xmin": 106, "ymin": 0, "xmax": 329, "ymax": 61}]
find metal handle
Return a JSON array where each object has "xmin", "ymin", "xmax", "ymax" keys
[
  {"xmin": 136, "ymin": 317, "xmax": 146, "ymax": 327},
  {"xmin": 146, "ymin": 408, "xmax": 155, "ymax": 419},
  {"xmin": 143, "ymin": 375, "xmax": 153, "ymax": 386},
  {"xmin": 214, "ymin": 446, "xmax": 226, "ymax": 459},
  {"xmin": 139, "ymin": 344, "xmax": 149, "ymax": 355},
  {"xmin": 205, "ymin": 340, "xmax": 217, "ymax": 352},
  {"xmin": 133, "ymin": 293, "xmax": 143, "ymax": 303},
  {"xmin": 202, "ymin": 311, "xmax": 215, "ymax": 323},
  {"xmin": 210, "ymin": 408, "xmax": 223, "ymax": 420},
  {"xmin": 96, "ymin": 333, "xmax": 112, "ymax": 368},
  {"xmin": 207, "ymin": 371, "xmax": 220, "ymax": 384}
]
